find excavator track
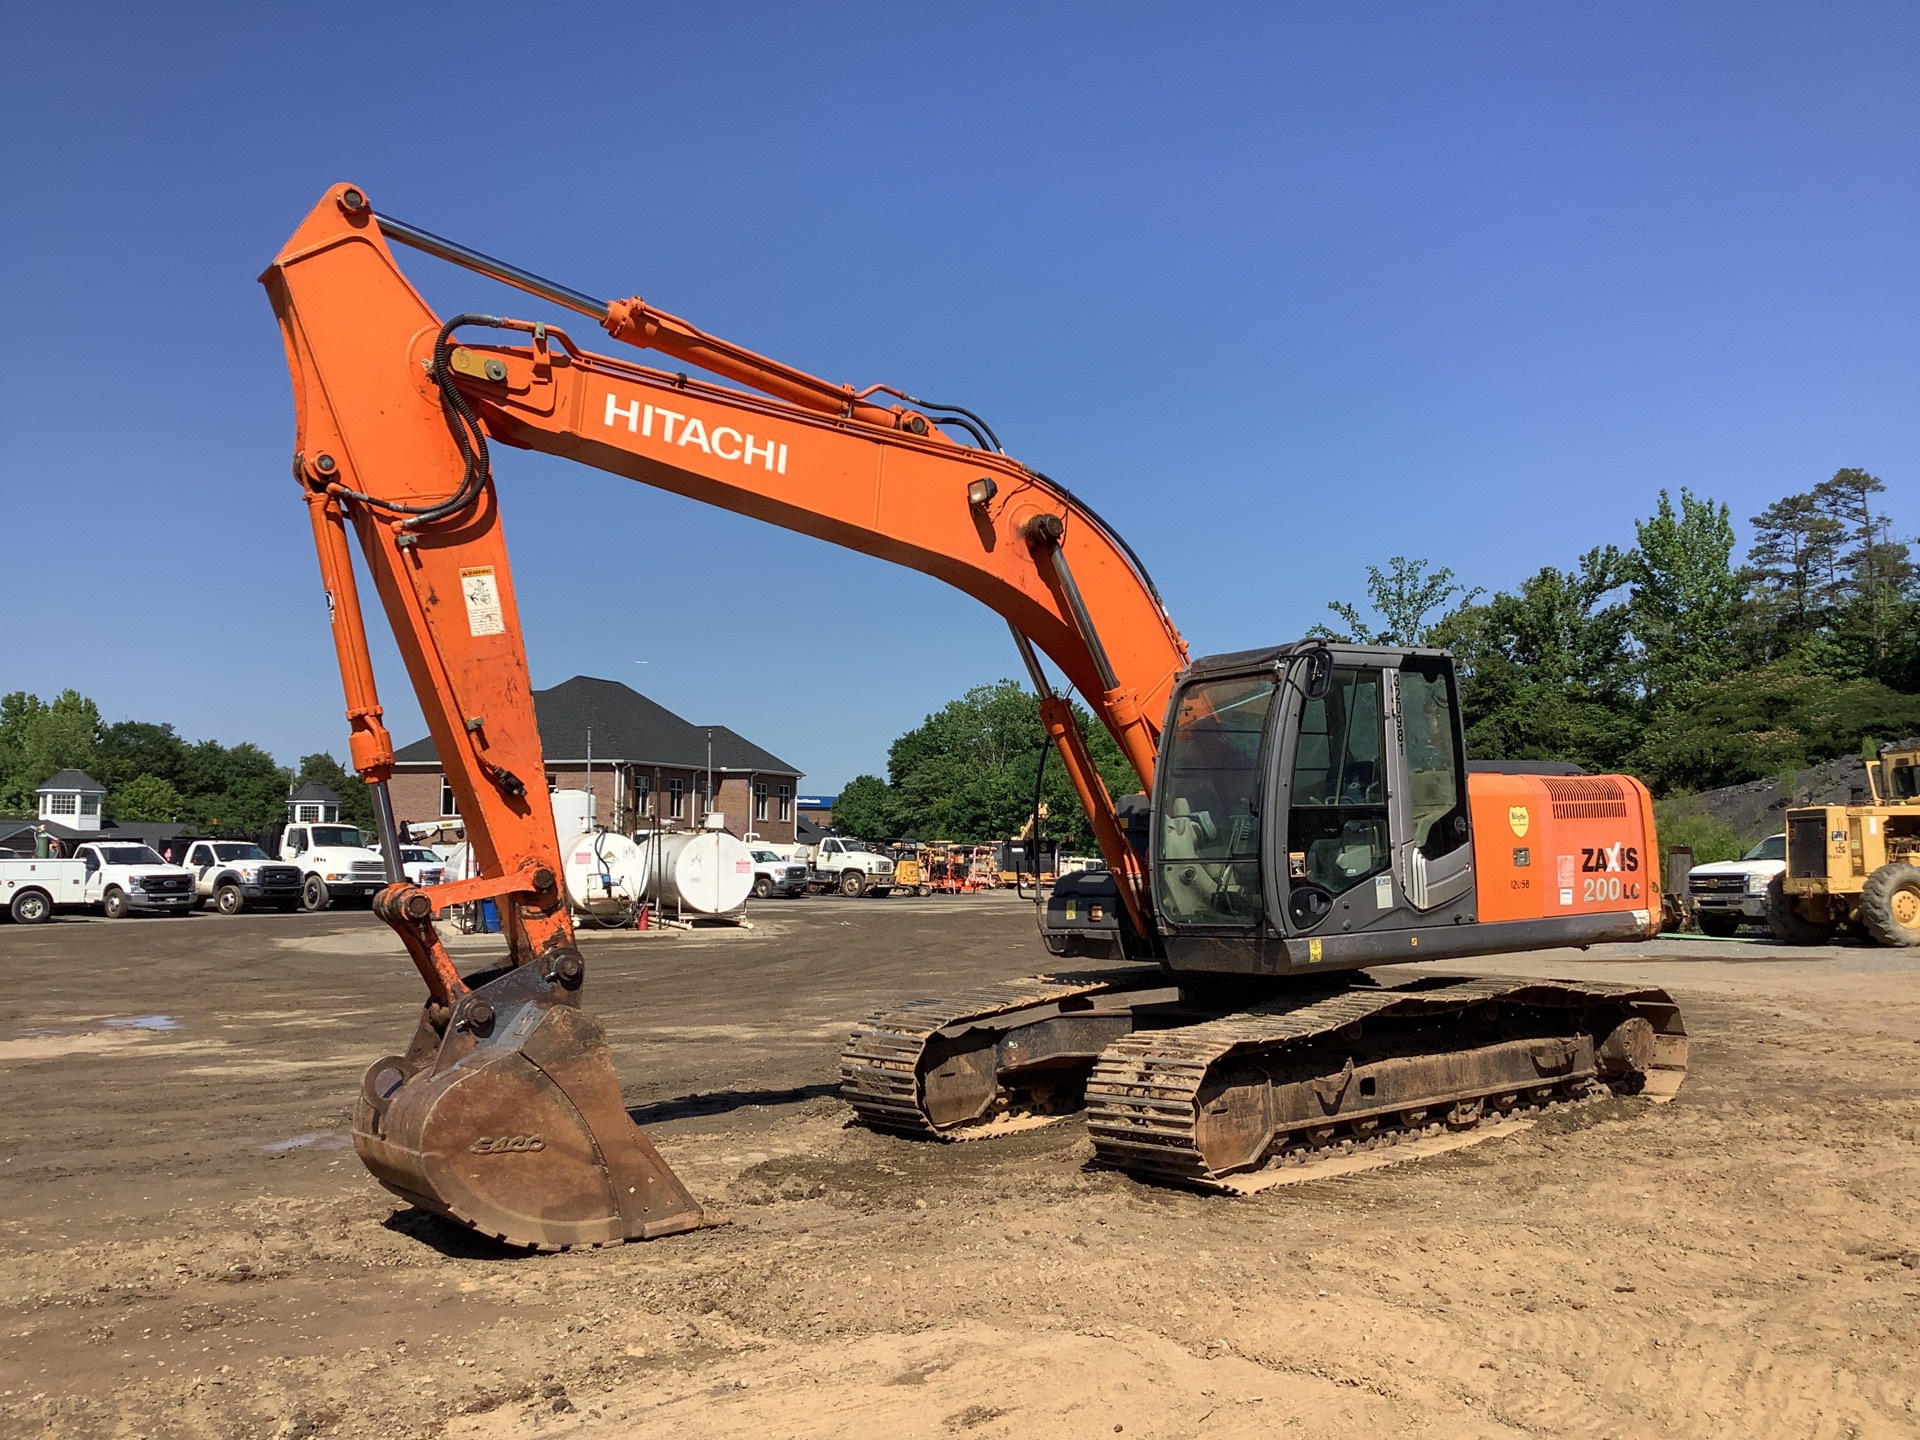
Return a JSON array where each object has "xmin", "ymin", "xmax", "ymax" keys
[
  {"xmin": 1085, "ymin": 974, "xmax": 1687, "ymax": 1189},
  {"xmin": 839, "ymin": 967, "xmax": 1173, "ymax": 1136}
]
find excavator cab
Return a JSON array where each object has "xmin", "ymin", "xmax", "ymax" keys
[{"xmin": 1151, "ymin": 643, "xmax": 1475, "ymax": 976}]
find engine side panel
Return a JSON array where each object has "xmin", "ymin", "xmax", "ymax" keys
[{"xmin": 1468, "ymin": 773, "xmax": 1658, "ymax": 926}]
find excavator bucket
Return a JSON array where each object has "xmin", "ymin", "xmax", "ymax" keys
[{"xmin": 352, "ymin": 955, "xmax": 709, "ymax": 1250}]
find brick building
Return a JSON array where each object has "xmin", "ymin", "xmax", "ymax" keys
[{"xmin": 388, "ymin": 676, "xmax": 803, "ymax": 843}]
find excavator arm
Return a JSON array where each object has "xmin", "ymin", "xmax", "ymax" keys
[{"xmin": 261, "ymin": 183, "xmax": 1188, "ymax": 1248}]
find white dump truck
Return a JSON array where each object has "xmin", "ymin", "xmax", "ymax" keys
[
  {"xmin": 278, "ymin": 821, "xmax": 390, "ymax": 910},
  {"xmin": 73, "ymin": 841, "xmax": 198, "ymax": 918},
  {"xmin": 805, "ymin": 836, "xmax": 895, "ymax": 897}
]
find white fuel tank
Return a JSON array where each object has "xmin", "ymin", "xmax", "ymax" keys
[
  {"xmin": 560, "ymin": 830, "xmax": 643, "ymax": 918},
  {"xmin": 441, "ymin": 842, "xmax": 481, "ymax": 882},
  {"xmin": 550, "ymin": 789, "xmax": 596, "ymax": 842},
  {"xmin": 637, "ymin": 830, "xmax": 753, "ymax": 916}
]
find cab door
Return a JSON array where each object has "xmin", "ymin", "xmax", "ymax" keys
[{"xmin": 1273, "ymin": 651, "xmax": 1475, "ymax": 939}]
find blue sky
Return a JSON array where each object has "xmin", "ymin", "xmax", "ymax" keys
[{"xmin": 2, "ymin": 3, "xmax": 1913, "ymax": 791}]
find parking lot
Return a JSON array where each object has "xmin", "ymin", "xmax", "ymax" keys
[{"xmin": 2, "ymin": 897, "xmax": 1917, "ymax": 1439}]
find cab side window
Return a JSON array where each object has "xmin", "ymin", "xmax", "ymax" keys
[
  {"xmin": 1399, "ymin": 661, "xmax": 1469, "ymax": 860},
  {"xmin": 1287, "ymin": 668, "xmax": 1390, "ymax": 907}
]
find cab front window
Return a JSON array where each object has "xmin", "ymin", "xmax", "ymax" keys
[
  {"xmin": 1156, "ymin": 674, "xmax": 1275, "ymax": 926},
  {"xmin": 1891, "ymin": 762, "xmax": 1918, "ymax": 802}
]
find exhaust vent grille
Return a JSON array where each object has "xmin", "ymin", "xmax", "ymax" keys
[{"xmin": 1542, "ymin": 777, "xmax": 1627, "ymax": 820}]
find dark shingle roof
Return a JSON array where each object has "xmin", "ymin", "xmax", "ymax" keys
[
  {"xmin": 393, "ymin": 676, "xmax": 801, "ymax": 776},
  {"xmin": 288, "ymin": 782, "xmax": 343, "ymax": 803},
  {"xmin": 703, "ymin": 725, "xmax": 800, "ymax": 776},
  {"xmin": 37, "ymin": 769, "xmax": 104, "ymax": 793}
]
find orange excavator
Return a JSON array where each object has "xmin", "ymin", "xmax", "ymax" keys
[{"xmin": 263, "ymin": 185, "xmax": 1687, "ymax": 1249}]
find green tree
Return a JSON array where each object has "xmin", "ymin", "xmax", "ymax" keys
[
  {"xmin": 842, "ymin": 681, "xmax": 1138, "ymax": 848},
  {"xmin": 1742, "ymin": 490, "xmax": 1844, "ymax": 661},
  {"xmin": 830, "ymin": 775, "xmax": 896, "ymax": 842},
  {"xmin": 0, "ymin": 690, "xmax": 103, "ymax": 812},
  {"xmin": 109, "ymin": 773, "xmax": 188, "ymax": 823},
  {"xmin": 1316, "ymin": 557, "xmax": 1483, "ymax": 646},
  {"xmin": 96, "ymin": 720, "xmax": 190, "ymax": 793},
  {"xmin": 1631, "ymin": 666, "xmax": 1920, "ymax": 792},
  {"xmin": 1434, "ymin": 546, "xmax": 1638, "ymax": 771},
  {"xmin": 1628, "ymin": 488, "xmax": 1740, "ymax": 709},
  {"xmin": 1650, "ymin": 803, "xmax": 1745, "ymax": 865},
  {"xmin": 198, "ymin": 744, "xmax": 295, "ymax": 835},
  {"xmin": 1813, "ymin": 468, "xmax": 1913, "ymax": 676}
]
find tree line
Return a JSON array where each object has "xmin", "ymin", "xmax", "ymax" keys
[
  {"xmin": 833, "ymin": 468, "xmax": 1917, "ymax": 849},
  {"xmin": 0, "ymin": 690, "xmax": 374, "ymax": 836},
  {"xmin": 1320, "ymin": 468, "xmax": 1919, "ymax": 794}
]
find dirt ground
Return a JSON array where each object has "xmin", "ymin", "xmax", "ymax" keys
[{"xmin": 1, "ymin": 895, "xmax": 1916, "ymax": 1439}]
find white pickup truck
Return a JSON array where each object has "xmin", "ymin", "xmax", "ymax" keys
[
  {"xmin": 1686, "ymin": 833, "xmax": 1787, "ymax": 937},
  {"xmin": 279, "ymin": 822, "xmax": 391, "ymax": 910},
  {"xmin": 75, "ymin": 842, "xmax": 198, "ymax": 918},
  {"xmin": 380, "ymin": 845, "xmax": 448, "ymax": 887},
  {"xmin": 806, "ymin": 836, "xmax": 895, "ymax": 897},
  {"xmin": 181, "ymin": 839, "xmax": 305, "ymax": 914}
]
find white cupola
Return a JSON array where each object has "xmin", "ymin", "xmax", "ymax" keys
[{"xmin": 37, "ymin": 769, "xmax": 106, "ymax": 832}]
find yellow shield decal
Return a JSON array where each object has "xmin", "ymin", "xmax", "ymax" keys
[{"xmin": 1508, "ymin": 806, "xmax": 1530, "ymax": 837}]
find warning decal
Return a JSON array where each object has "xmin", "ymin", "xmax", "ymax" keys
[{"xmin": 460, "ymin": 567, "xmax": 506, "ymax": 637}]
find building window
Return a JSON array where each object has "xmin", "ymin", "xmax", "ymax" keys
[
  {"xmin": 80, "ymin": 794, "xmax": 100, "ymax": 816},
  {"xmin": 296, "ymin": 803, "xmax": 324, "ymax": 823},
  {"xmin": 778, "ymin": 785, "xmax": 793, "ymax": 822},
  {"xmin": 634, "ymin": 774, "xmax": 651, "ymax": 817},
  {"xmin": 45, "ymin": 793, "xmax": 77, "ymax": 816},
  {"xmin": 753, "ymin": 781, "xmax": 768, "ymax": 821},
  {"xmin": 670, "ymin": 779, "xmax": 685, "ymax": 818},
  {"xmin": 439, "ymin": 778, "xmax": 459, "ymax": 817}
]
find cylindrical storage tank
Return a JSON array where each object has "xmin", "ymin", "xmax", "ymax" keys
[
  {"xmin": 643, "ymin": 830, "xmax": 753, "ymax": 916},
  {"xmin": 560, "ymin": 830, "xmax": 643, "ymax": 919},
  {"xmin": 441, "ymin": 842, "xmax": 481, "ymax": 882}
]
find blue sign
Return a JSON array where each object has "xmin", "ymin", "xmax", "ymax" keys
[{"xmin": 796, "ymin": 794, "xmax": 837, "ymax": 807}]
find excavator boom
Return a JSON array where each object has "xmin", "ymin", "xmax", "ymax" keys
[{"xmin": 263, "ymin": 183, "xmax": 1186, "ymax": 1246}]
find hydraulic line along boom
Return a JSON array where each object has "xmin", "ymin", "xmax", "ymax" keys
[{"xmin": 263, "ymin": 183, "xmax": 1186, "ymax": 1247}]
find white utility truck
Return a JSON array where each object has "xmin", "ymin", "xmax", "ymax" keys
[
  {"xmin": 0, "ymin": 857, "xmax": 86, "ymax": 923},
  {"xmin": 278, "ymin": 821, "xmax": 390, "ymax": 910},
  {"xmin": 74, "ymin": 842, "xmax": 197, "ymax": 918},
  {"xmin": 805, "ymin": 836, "xmax": 895, "ymax": 897},
  {"xmin": 181, "ymin": 839, "xmax": 305, "ymax": 914}
]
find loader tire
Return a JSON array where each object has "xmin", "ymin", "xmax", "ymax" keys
[
  {"xmin": 1767, "ymin": 873, "xmax": 1835, "ymax": 946},
  {"xmin": 1860, "ymin": 863, "xmax": 1920, "ymax": 947}
]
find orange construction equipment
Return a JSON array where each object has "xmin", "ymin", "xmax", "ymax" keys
[{"xmin": 263, "ymin": 186, "xmax": 1687, "ymax": 1249}]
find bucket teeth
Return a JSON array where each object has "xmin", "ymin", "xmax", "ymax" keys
[{"xmin": 353, "ymin": 957, "xmax": 709, "ymax": 1250}]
